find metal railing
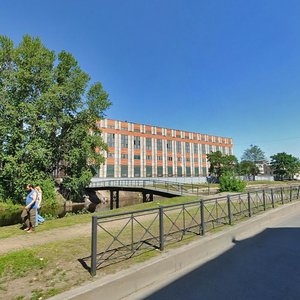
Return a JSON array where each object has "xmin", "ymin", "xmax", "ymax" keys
[
  {"xmin": 88, "ymin": 179, "xmax": 206, "ymax": 196},
  {"xmin": 90, "ymin": 185, "xmax": 300, "ymax": 275}
]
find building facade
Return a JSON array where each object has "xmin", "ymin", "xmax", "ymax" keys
[{"xmin": 96, "ymin": 119, "xmax": 233, "ymax": 178}]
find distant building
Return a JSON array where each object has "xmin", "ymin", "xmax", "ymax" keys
[
  {"xmin": 96, "ymin": 119, "xmax": 233, "ymax": 178},
  {"xmin": 255, "ymin": 160, "xmax": 272, "ymax": 175}
]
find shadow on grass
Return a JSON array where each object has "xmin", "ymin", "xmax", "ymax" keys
[
  {"xmin": 77, "ymin": 230, "xmax": 203, "ymax": 276},
  {"xmin": 78, "ymin": 257, "xmax": 91, "ymax": 273}
]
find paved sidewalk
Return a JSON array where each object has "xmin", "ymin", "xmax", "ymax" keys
[{"xmin": 136, "ymin": 212, "xmax": 300, "ymax": 300}]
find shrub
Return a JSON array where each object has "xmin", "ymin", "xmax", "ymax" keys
[
  {"xmin": 219, "ymin": 173, "xmax": 246, "ymax": 193},
  {"xmin": 0, "ymin": 202, "xmax": 23, "ymax": 226},
  {"xmin": 34, "ymin": 178, "xmax": 64, "ymax": 218},
  {"xmin": 34, "ymin": 178, "xmax": 56, "ymax": 205}
]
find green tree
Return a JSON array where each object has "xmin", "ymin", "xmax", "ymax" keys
[
  {"xmin": 0, "ymin": 35, "xmax": 111, "ymax": 202},
  {"xmin": 207, "ymin": 151, "xmax": 238, "ymax": 178},
  {"xmin": 238, "ymin": 160, "xmax": 259, "ymax": 180},
  {"xmin": 241, "ymin": 145, "xmax": 266, "ymax": 163},
  {"xmin": 270, "ymin": 152, "xmax": 300, "ymax": 180}
]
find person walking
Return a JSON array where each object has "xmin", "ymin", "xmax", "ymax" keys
[
  {"xmin": 21, "ymin": 184, "xmax": 38, "ymax": 233},
  {"xmin": 35, "ymin": 186, "xmax": 45, "ymax": 225}
]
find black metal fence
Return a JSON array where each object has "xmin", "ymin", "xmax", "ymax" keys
[{"xmin": 90, "ymin": 185, "xmax": 300, "ymax": 275}]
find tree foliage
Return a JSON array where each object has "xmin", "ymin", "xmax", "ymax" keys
[
  {"xmin": 270, "ymin": 152, "xmax": 300, "ymax": 180},
  {"xmin": 0, "ymin": 35, "xmax": 111, "ymax": 202},
  {"xmin": 241, "ymin": 145, "xmax": 266, "ymax": 163},
  {"xmin": 207, "ymin": 151, "xmax": 238, "ymax": 178},
  {"xmin": 238, "ymin": 160, "xmax": 259, "ymax": 180},
  {"xmin": 219, "ymin": 173, "xmax": 246, "ymax": 193}
]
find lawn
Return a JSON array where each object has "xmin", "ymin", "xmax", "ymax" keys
[{"xmin": 0, "ymin": 195, "xmax": 199, "ymax": 239}]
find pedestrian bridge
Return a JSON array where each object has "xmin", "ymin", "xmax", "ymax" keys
[{"xmin": 87, "ymin": 179, "xmax": 202, "ymax": 209}]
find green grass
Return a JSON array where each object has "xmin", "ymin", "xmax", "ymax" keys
[
  {"xmin": 0, "ymin": 238, "xmax": 91, "ymax": 299},
  {"xmin": 30, "ymin": 288, "xmax": 64, "ymax": 300},
  {"xmin": 0, "ymin": 249, "xmax": 47, "ymax": 280},
  {"xmin": 246, "ymin": 180, "xmax": 299, "ymax": 185},
  {"xmin": 0, "ymin": 195, "xmax": 199, "ymax": 239}
]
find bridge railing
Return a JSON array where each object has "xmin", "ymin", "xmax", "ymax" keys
[
  {"xmin": 90, "ymin": 185, "xmax": 300, "ymax": 275},
  {"xmin": 88, "ymin": 179, "xmax": 205, "ymax": 195}
]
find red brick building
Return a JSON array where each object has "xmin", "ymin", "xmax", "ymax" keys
[{"xmin": 96, "ymin": 119, "xmax": 233, "ymax": 178}]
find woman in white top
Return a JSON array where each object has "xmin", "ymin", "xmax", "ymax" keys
[{"xmin": 35, "ymin": 186, "xmax": 45, "ymax": 225}]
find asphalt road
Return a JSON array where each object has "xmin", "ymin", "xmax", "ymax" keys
[{"xmin": 127, "ymin": 213, "xmax": 300, "ymax": 300}]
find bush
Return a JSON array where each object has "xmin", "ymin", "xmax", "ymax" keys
[
  {"xmin": 34, "ymin": 178, "xmax": 56, "ymax": 205},
  {"xmin": 0, "ymin": 202, "xmax": 23, "ymax": 226},
  {"xmin": 219, "ymin": 173, "xmax": 246, "ymax": 193},
  {"xmin": 34, "ymin": 178, "xmax": 63, "ymax": 218}
]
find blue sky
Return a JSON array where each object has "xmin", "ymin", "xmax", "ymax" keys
[{"xmin": 1, "ymin": 0, "xmax": 300, "ymax": 160}]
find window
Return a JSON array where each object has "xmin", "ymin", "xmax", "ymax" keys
[
  {"xmin": 91, "ymin": 165, "xmax": 99, "ymax": 177},
  {"xmin": 209, "ymin": 145, "xmax": 213, "ymax": 153},
  {"xmin": 167, "ymin": 140, "xmax": 172, "ymax": 151},
  {"xmin": 146, "ymin": 166, "xmax": 152, "ymax": 177},
  {"xmin": 121, "ymin": 134, "xmax": 128, "ymax": 148},
  {"xmin": 134, "ymin": 155, "xmax": 141, "ymax": 160},
  {"xmin": 134, "ymin": 166, "xmax": 141, "ymax": 177},
  {"xmin": 194, "ymin": 144, "xmax": 198, "ymax": 154},
  {"xmin": 168, "ymin": 166, "xmax": 173, "ymax": 176},
  {"xmin": 107, "ymin": 125, "xmax": 115, "ymax": 129},
  {"xmin": 202, "ymin": 167, "xmax": 207, "ymax": 176},
  {"xmin": 157, "ymin": 156, "xmax": 163, "ymax": 161},
  {"xmin": 177, "ymin": 157, "xmax": 182, "ymax": 162},
  {"xmin": 106, "ymin": 165, "xmax": 114, "ymax": 177},
  {"xmin": 176, "ymin": 141, "xmax": 182, "ymax": 153},
  {"xmin": 107, "ymin": 133, "xmax": 115, "ymax": 147},
  {"xmin": 177, "ymin": 166, "xmax": 182, "ymax": 177},
  {"xmin": 157, "ymin": 139, "xmax": 162, "ymax": 151},
  {"xmin": 195, "ymin": 167, "xmax": 199, "ymax": 176},
  {"xmin": 121, "ymin": 154, "xmax": 128, "ymax": 159},
  {"xmin": 185, "ymin": 142, "xmax": 190, "ymax": 153},
  {"xmin": 146, "ymin": 138, "xmax": 152, "ymax": 150},
  {"xmin": 146, "ymin": 155, "xmax": 152, "ymax": 160},
  {"xmin": 108, "ymin": 153, "xmax": 114, "ymax": 158},
  {"xmin": 157, "ymin": 166, "xmax": 163, "ymax": 177},
  {"xmin": 201, "ymin": 144, "xmax": 206, "ymax": 154},
  {"xmin": 168, "ymin": 157, "xmax": 173, "ymax": 161},
  {"xmin": 134, "ymin": 136, "xmax": 140, "ymax": 149},
  {"xmin": 186, "ymin": 167, "xmax": 191, "ymax": 177},
  {"xmin": 121, "ymin": 165, "xmax": 128, "ymax": 177}
]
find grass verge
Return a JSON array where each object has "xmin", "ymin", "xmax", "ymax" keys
[{"xmin": 0, "ymin": 195, "xmax": 199, "ymax": 239}]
